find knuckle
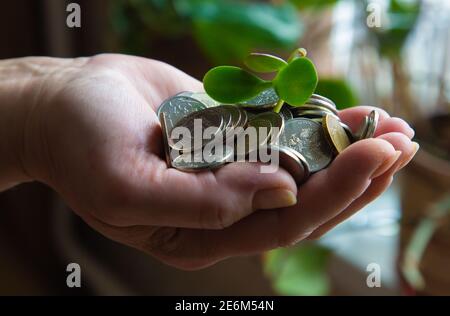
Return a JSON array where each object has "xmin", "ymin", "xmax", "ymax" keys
[{"xmin": 201, "ymin": 197, "xmax": 239, "ymax": 230}]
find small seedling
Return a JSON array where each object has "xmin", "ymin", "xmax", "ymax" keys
[{"xmin": 203, "ymin": 48, "xmax": 318, "ymax": 113}]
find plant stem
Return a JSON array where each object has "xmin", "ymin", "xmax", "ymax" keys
[
  {"xmin": 287, "ymin": 48, "xmax": 307, "ymax": 63},
  {"xmin": 401, "ymin": 194, "xmax": 450, "ymax": 291},
  {"xmin": 273, "ymin": 99, "xmax": 284, "ymax": 113}
]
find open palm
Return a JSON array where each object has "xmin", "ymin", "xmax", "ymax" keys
[{"xmin": 32, "ymin": 54, "xmax": 417, "ymax": 269}]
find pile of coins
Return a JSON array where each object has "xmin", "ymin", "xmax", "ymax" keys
[{"xmin": 157, "ymin": 88, "xmax": 379, "ymax": 184}]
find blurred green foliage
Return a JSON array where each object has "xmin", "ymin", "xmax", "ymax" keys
[
  {"xmin": 289, "ymin": 0, "xmax": 339, "ymax": 10},
  {"xmin": 112, "ymin": 0, "xmax": 302, "ymax": 63},
  {"xmin": 366, "ymin": 0, "xmax": 421, "ymax": 57},
  {"xmin": 183, "ymin": 0, "xmax": 303, "ymax": 64},
  {"xmin": 265, "ymin": 244, "xmax": 332, "ymax": 296},
  {"xmin": 316, "ymin": 78, "xmax": 359, "ymax": 110}
]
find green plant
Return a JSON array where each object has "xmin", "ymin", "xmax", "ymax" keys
[
  {"xmin": 264, "ymin": 243, "xmax": 332, "ymax": 296},
  {"xmin": 315, "ymin": 78, "xmax": 359, "ymax": 110},
  {"xmin": 111, "ymin": 0, "xmax": 303, "ymax": 64},
  {"xmin": 203, "ymin": 48, "xmax": 318, "ymax": 113}
]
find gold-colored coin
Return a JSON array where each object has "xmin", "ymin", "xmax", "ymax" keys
[{"xmin": 322, "ymin": 113, "xmax": 351, "ymax": 154}]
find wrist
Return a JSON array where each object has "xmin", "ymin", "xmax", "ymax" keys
[{"xmin": 0, "ymin": 57, "xmax": 88, "ymax": 189}]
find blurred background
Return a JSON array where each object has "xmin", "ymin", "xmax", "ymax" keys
[{"xmin": 0, "ymin": 0, "xmax": 449, "ymax": 295}]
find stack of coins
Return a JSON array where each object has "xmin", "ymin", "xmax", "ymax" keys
[{"xmin": 157, "ymin": 89, "xmax": 379, "ymax": 184}]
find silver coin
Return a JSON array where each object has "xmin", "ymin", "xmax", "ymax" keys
[
  {"xmin": 356, "ymin": 116, "xmax": 369, "ymax": 140},
  {"xmin": 235, "ymin": 116, "xmax": 273, "ymax": 159},
  {"xmin": 249, "ymin": 145, "xmax": 310, "ymax": 184},
  {"xmin": 305, "ymin": 95, "xmax": 338, "ymax": 115},
  {"xmin": 219, "ymin": 105, "xmax": 244, "ymax": 142},
  {"xmin": 310, "ymin": 94, "xmax": 336, "ymax": 108},
  {"xmin": 280, "ymin": 106, "xmax": 293, "ymax": 121},
  {"xmin": 291, "ymin": 104, "xmax": 337, "ymax": 116},
  {"xmin": 157, "ymin": 96, "xmax": 206, "ymax": 132},
  {"xmin": 189, "ymin": 92, "xmax": 221, "ymax": 108},
  {"xmin": 244, "ymin": 108, "xmax": 264, "ymax": 120},
  {"xmin": 229, "ymin": 107, "xmax": 248, "ymax": 141},
  {"xmin": 221, "ymin": 105, "xmax": 242, "ymax": 129},
  {"xmin": 172, "ymin": 145, "xmax": 233, "ymax": 172},
  {"xmin": 215, "ymin": 106, "xmax": 234, "ymax": 131},
  {"xmin": 247, "ymin": 116, "xmax": 273, "ymax": 146},
  {"xmin": 240, "ymin": 87, "xmax": 279, "ymax": 108},
  {"xmin": 340, "ymin": 122, "xmax": 355, "ymax": 143},
  {"xmin": 364, "ymin": 110, "xmax": 379, "ymax": 139},
  {"xmin": 294, "ymin": 109, "xmax": 338, "ymax": 118},
  {"xmin": 159, "ymin": 112, "xmax": 173, "ymax": 168},
  {"xmin": 174, "ymin": 91, "xmax": 193, "ymax": 97},
  {"xmin": 280, "ymin": 118, "xmax": 333, "ymax": 173},
  {"xmin": 269, "ymin": 145, "xmax": 310, "ymax": 184},
  {"xmin": 236, "ymin": 107, "xmax": 249, "ymax": 128},
  {"xmin": 253, "ymin": 112, "xmax": 284, "ymax": 144},
  {"xmin": 170, "ymin": 107, "xmax": 226, "ymax": 152}
]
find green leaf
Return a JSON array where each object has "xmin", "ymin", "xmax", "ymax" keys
[
  {"xmin": 203, "ymin": 66, "xmax": 271, "ymax": 103},
  {"xmin": 315, "ymin": 78, "xmax": 358, "ymax": 110},
  {"xmin": 273, "ymin": 57, "xmax": 318, "ymax": 106},
  {"xmin": 180, "ymin": 0, "xmax": 302, "ymax": 64},
  {"xmin": 244, "ymin": 53, "xmax": 288, "ymax": 73},
  {"xmin": 265, "ymin": 244, "xmax": 332, "ymax": 296},
  {"xmin": 289, "ymin": 0, "xmax": 339, "ymax": 10}
]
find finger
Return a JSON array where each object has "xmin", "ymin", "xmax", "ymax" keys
[
  {"xmin": 339, "ymin": 106, "xmax": 415, "ymax": 139},
  {"xmin": 376, "ymin": 133, "xmax": 420, "ymax": 171},
  {"xmin": 276, "ymin": 137, "xmax": 398, "ymax": 243},
  {"xmin": 374, "ymin": 117, "xmax": 415, "ymax": 139},
  {"xmin": 307, "ymin": 133, "xmax": 419, "ymax": 239},
  {"xmin": 101, "ymin": 159, "xmax": 298, "ymax": 230},
  {"xmin": 338, "ymin": 106, "xmax": 389, "ymax": 131},
  {"xmin": 144, "ymin": 138, "xmax": 401, "ymax": 269}
]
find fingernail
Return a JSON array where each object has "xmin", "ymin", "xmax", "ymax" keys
[
  {"xmin": 371, "ymin": 150, "xmax": 402, "ymax": 179},
  {"xmin": 397, "ymin": 141, "xmax": 420, "ymax": 171},
  {"xmin": 253, "ymin": 189, "xmax": 297, "ymax": 210},
  {"xmin": 413, "ymin": 141, "xmax": 420, "ymax": 154}
]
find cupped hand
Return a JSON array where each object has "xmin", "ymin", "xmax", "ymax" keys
[{"xmin": 27, "ymin": 54, "xmax": 418, "ymax": 270}]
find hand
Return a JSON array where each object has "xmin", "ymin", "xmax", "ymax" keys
[{"xmin": 23, "ymin": 54, "xmax": 418, "ymax": 270}]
